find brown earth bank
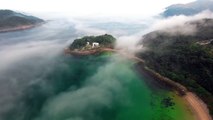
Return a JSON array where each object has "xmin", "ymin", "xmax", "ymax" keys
[
  {"xmin": 65, "ymin": 48, "xmax": 212, "ymax": 120},
  {"xmin": 64, "ymin": 48, "xmax": 117, "ymax": 56},
  {"xmin": 0, "ymin": 22, "xmax": 44, "ymax": 33}
]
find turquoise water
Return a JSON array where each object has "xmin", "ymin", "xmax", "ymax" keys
[{"xmin": 4, "ymin": 53, "xmax": 195, "ymax": 120}]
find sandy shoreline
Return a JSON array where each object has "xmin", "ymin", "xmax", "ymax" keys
[
  {"xmin": 185, "ymin": 92, "xmax": 212, "ymax": 120},
  {"xmin": 65, "ymin": 48, "xmax": 212, "ymax": 120}
]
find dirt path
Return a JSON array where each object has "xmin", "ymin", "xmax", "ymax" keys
[{"xmin": 185, "ymin": 92, "xmax": 212, "ymax": 120}]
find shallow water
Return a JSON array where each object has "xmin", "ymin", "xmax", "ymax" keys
[
  {"xmin": 0, "ymin": 21, "xmax": 195, "ymax": 120},
  {"xmin": 1, "ymin": 53, "xmax": 195, "ymax": 120}
]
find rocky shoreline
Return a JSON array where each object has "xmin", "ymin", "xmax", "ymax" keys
[{"xmin": 136, "ymin": 63, "xmax": 187, "ymax": 95}]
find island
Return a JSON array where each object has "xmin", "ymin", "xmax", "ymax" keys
[
  {"xmin": 66, "ymin": 34, "xmax": 116, "ymax": 55},
  {"xmin": 0, "ymin": 10, "xmax": 44, "ymax": 32}
]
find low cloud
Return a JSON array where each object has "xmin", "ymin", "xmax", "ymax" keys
[
  {"xmin": 149, "ymin": 10, "xmax": 213, "ymax": 35},
  {"xmin": 115, "ymin": 35, "xmax": 144, "ymax": 54},
  {"xmin": 34, "ymin": 56, "xmax": 133, "ymax": 120},
  {"xmin": 0, "ymin": 21, "xmax": 78, "ymax": 119},
  {"xmin": 0, "ymin": 40, "xmax": 64, "ymax": 72},
  {"xmin": 1, "ymin": 11, "xmax": 213, "ymax": 120},
  {"xmin": 0, "ymin": 19, "xmax": 140, "ymax": 120},
  {"xmin": 74, "ymin": 22, "xmax": 107, "ymax": 36},
  {"xmin": 70, "ymin": 18, "xmax": 149, "ymax": 54}
]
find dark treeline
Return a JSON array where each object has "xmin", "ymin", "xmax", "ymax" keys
[
  {"xmin": 0, "ymin": 10, "xmax": 43, "ymax": 29},
  {"xmin": 69, "ymin": 34, "xmax": 116, "ymax": 50},
  {"xmin": 137, "ymin": 18, "xmax": 213, "ymax": 116}
]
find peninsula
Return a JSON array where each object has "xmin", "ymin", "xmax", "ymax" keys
[{"xmin": 0, "ymin": 10, "xmax": 44, "ymax": 32}]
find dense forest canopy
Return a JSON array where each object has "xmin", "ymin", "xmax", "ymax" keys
[
  {"xmin": 137, "ymin": 18, "xmax": 213, "ymax": 115},
  {"xmin": 69, "ymin": 34, "xmax": 116, "ymax": 50}
]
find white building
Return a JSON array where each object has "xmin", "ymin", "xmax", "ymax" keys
[
  {"xmin": 87, "ymin": 42, "xmax": 90, "ymax": 45},
  {"xmin": 92, "ymin": 42, "xmax": 99, "ymax": 48}
]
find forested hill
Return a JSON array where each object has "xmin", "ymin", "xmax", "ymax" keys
[
  {"xmin": 162, "ymin": 0, "xmax": 213, "ymax": 17},
  {"xmin": 69, "ymin": 34, "xmax": 116, "ymax": 50},
  {"xmin": 137, "ymin": 18, "xmax": 213, "ymax": 116},
  {"xmin": 0, "ymin": 10, "xmax": 44, "ymax": 30}
]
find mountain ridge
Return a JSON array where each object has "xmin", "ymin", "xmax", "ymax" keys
[{"xmin": 162, "ymin": 0, "xmax": 213, "ymax": 17}]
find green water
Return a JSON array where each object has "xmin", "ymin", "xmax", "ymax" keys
[
  {"xmin": 98, "ymin": 55, "xmax": 195, "ymax": 120},
  {"xmin": 5, "ymin": 53, "xmax": 195, "ymax": 120},
  {"xmin": 115, "ymin": 68, "xmax": 195, "ymax": 120}
]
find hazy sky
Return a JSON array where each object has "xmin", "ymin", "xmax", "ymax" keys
[{"xmin": 0, "ymin": 0, "xmax": 195, "ymax": 17}]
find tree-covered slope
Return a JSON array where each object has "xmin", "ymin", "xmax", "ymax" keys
[
  {"xmin": 69, "ymin": 34, "xmax": 116, "ymax": 50},
  {"xmin": 0, "ymin": 10, "xmax": 44, "ymax": 29},
  {"xmin": 162, "ymin": 0, "xmax": 213, "ymax": 17},
  {"xmin": 137, "ymin": 18, "xmax": 213, "ymax": 115}
]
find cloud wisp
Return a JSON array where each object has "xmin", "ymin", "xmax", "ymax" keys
[
  {"xmin": 149, "ymin": 10, "xmax": 213, "ymax": 35},
  {"xmin": 34, "ymin": 56, "xmax": 135, "ymax": 120}
]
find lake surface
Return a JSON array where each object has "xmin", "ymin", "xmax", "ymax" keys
[{"xmin": 0, "ymin": 21, "xmax": 195, "ymax": 120}]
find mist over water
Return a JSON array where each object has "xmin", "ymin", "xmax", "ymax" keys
[
  {"xmin": 0, "ymin": 20, "xmax": 143, "ymax": 120},
  {"xmin": 0, "ymin": 19, "xmax": 194, "ymax": 120}
]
